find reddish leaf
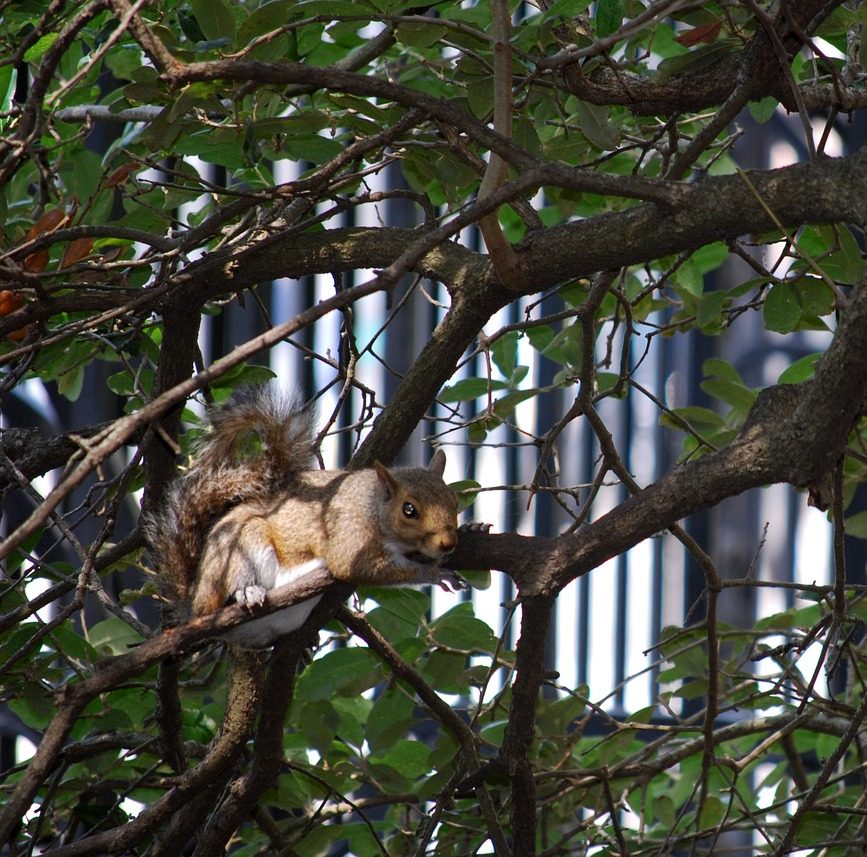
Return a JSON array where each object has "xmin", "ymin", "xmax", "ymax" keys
[
  {"xmin": 105, "ymin": 162, "xmax": 140, "ymax": 188},
  {"xmin": 24, "ymin": 249, "xmax": 49, "ymax": 273},
  {"xmin": 675, "ymin": 21, "xmax": 722, "ymax": 47},
  {"xmin": 0, "ymin": 290, "xmax": 27, "ymax": 340},
  {"xmin": 25, "ymin": 209, "xmax": 67, "ymax": 241},
  {"xmin": 0, "ymin": 290, "xmax": 24, "ymax": 315},
  {"xmin": 60, "ymin": 237, "xmax": 94, "ymax": 269}
]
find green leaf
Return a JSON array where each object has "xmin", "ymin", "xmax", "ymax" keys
[
  {"xmin": 139, "ymin": 107, "xmax": 183, "ymax": 150},
  {"xmin": 8, "ymin": 681, "xmax": 58, "ymax": 729},
  {"xmin": 575, "ymin": 100, "xmax": 619, "ymax": 151},
  {"xmin": 51, "ymin": 624, "xmax": 98, "ymax": 664},
  {"xmin": 672, "ymin": 258, "xmax": 703, "ymax": 297},
  {"xmin": 331, "ymin": 695, "xmax": 370, "ymax": 747},
  {"xmin": 596, "ymin": 372, "xmax": 621, "ymax": 395},
  {"xmin": 542, "ymin": 321, "xmax": 583, "ymax": 368},
  {"xmin": 595, "ymin": 0, "xmax": 622, "ymax": 37},
  {"xmin": 104, "ymin": 45, "xmax": 143, "ymax": 81},
  {"xmin": 280, "ymin": 133, "xmax": 345, "ymax": 164},
  {"xmin": 700, "ymin": 379, "xmax": 756, "ymax": 415},
  {"xmin": 370, "ymin": 586, "xmax": 431, "ymax": 620},
  {"xmin": 691, "ymin": 242, "xmax": 730, "ymax": 274},
  {"xmin": 295, "ymin": 699, "xmax": 340, "ymax": 750},
  {"xmin": 491, "ymin": 330, "xmax": 520, "ymax": 380},
  {"xmin": 526, "ymin": 325, "xmax": 555, "ymax": 353},
  {"xmin": 493, "ymin": 389, "xmax": 538, "ymax": 419},
  {"xmin": 822, "ymin": 226, "xmax": 865, "ymax": 285},
  {"xmin": 191, "ymin": 0, "xmax": 236, "ymax": 43},
  {"xmin": 702, "ymin": 358, "xmax": 744, "ymax": 386},
  {"xmin": 559, "ymin": 280, "xmax": 590, "ymax": 306},
  {"xmin": 794, "ymin": 277, "xmax": 835, "ymax": 317},
  {"xmin": 748, "ymin": 97, "xmax": 778, "ymax": 124},
  {"xmin": 370, "ymin": 738, "xmax": 431, "ymax": 778},
  {"xmin": 343, "ymin": 823, "xmax": 393, "ymax": 857},
  {"xmin": 762, "ymin": 603, "xmax": 823, "ymax": 632},
  {"xmin": 87, "ymin": 618, "xmax": 145, "ymax": 656},
  {"xmin": 537, "ymin": 693, "xmax": 587, "ymax": 737},
  {"xmin": 440, "ymin": 377, "xmax": 506, "ymax": 402},
  {"xmin": 541, "ymin": 0, "xmax": 593, "ymax": 21},
  {"xmin": 24, "ymin": 32, "xmax": 59, "ymax": 63},
  {"xmin": 56, "ymin": 362, "xmax": 85, "ymax": 401},
  {"xmin": 763, "ymin": 284, "xmax": 800, "ymax": 333},
  {"xmin": 845, "ymin": 510, "xmax": 867, "ymax": 538},
  {"xmin": 294, "ymin": 648, "xmax": 381, "ymax": 700},
  {"xmin": 697, "ymin": 290, "xmax": 726, "ymax": 329},
  {"xmin": 699, "ymin": 794, "xmax": 725, "ymax": 828},
  {"xmin": 0, "ymin": 66, "xmax": 17, "ymax": 113},
  {"xmin": 430, "ymin": 603, "xmax": 498, "ymax": 652},
  {"xmin": 653, "ymin": 793, "xmax": 677, "ymax": 827},
  {"xmin": 366, "ymin": 686, "xmax": 417, "ymax": 750},
  {"xmin": 421, "ymin": 649, "xmax": 470, "ymax": 693},
  {"xmin": 365, "ymin": 588, "xmax": 430, "ymax": 642},
  {"xmin": 778, "ymin": 352, "xmax": 820, "ymax": 384},
  {"xmin": 660, "ymin": 406, "xmax": 725, "ymax": 432},
  {"xmin": 167, "ymin": 82, "xmax": 225, "ymax": 122},
  {"xmin": 275, "ymin": 769, "xmax": 320, "ymax": 809},
  {"xmin": 397, "ymin": 21, "xmax": 448, "ymax": 48}
]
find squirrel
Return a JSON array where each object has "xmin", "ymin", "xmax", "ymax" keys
[{"xmin": 145, "ymin": 387, "xmax": 466, "ymax": 648}]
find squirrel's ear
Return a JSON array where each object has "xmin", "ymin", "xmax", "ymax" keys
[
  {"xmin": 428, "ymin": 448, "xmax": 446, "ymax": 477},
  {"xmin": 374, "ymin": 461, "xmax": 399, "ymax": 498}
]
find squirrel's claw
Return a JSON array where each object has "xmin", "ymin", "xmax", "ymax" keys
[
  {"xmin": 437, "ymin": 570, "xmax": 469, "ymax": 592},
  {"xmin": 458, "ymin": 521, "xmax": 492, "ymax": 534},
  {"xmin": 233, "ymin": 585, "xmax": 268, "ymax": 610}
]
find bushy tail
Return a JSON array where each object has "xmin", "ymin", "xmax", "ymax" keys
[{"xmin": 145, "ymin": 386, "xmax": 314, "ymax": 601}]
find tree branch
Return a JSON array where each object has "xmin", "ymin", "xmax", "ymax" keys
[
  {"xmin": 451, "ymin": 274, "xmax": 867, "ymax": 592},
  {"xmin": 500, "ymin": 596, "xmax": 555, "ymax": 857},
  {"xmin": 0, "ymin": 570, "xmax": 335, "ymax": 845},
  {"xmin": 558, "ymin": 0, "xmax": 844, "ymax": 114}
]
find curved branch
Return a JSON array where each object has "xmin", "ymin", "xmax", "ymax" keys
[
  {"xmin": 173, "ymin": 149, "xmax": 867, "ymax": 304},
  {"xmin": 451, "ymin": 276, "xmax": 867, "ymax": 593},
  {"xmin": 520, "ymin": 149, "xmax": 867, "ymax": 289},
  {"xmin": 477, "ymin": 0, "xmax": 525, "ymax": 291}
]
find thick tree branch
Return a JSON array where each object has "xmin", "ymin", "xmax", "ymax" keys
[
  {"xmin": 500, "ymin": 596, "xmax": 555, "ymax": 857},
  {"xmin": 519, "ymin": 149, "xmax": 867, "ymax": 289},
  {"xmin": 451, "ymin": 276, "xmax": 867, "ymax": 593},
  {"xmin": 192, "ymin": 641, "xmax": 306, "ymax": 856},
  {"xmin": 148, "ymin": 149, "xmax": 867, "ymax": 302}
]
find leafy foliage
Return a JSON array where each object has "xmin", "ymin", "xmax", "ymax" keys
[{"xmin": 1, "ymin": 0, "xmax": 867, "ymax": 854}]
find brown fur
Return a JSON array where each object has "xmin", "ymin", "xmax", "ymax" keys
[{"xmin": 145, "ymin": 388, "xmax": 462, "ymax": 626}]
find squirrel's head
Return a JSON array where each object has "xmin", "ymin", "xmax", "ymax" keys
[{"xmin": 375, "ymin": 452, "xmax": 458, "ymax": 558}]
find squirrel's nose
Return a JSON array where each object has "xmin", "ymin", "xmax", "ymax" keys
[{"xmin": 437, "ymin": 529, "xmax": 457, "ymax": 553}]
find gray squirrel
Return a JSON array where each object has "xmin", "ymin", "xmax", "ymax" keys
[{"xmin": 146, "ymin": 388, "xmax": 466, "ymax": 647}]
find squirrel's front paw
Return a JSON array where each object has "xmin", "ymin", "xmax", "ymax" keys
[
  {"xmin": 458, "ymin": 522, "xmax": 492, "ymax": 534},
  {"xmin": 233, "ymin": 585, "xmax": 268, "ymax": 610},
  {"xmin": 437, "ymin": 570, "xmax": 469, "ymax": 592}
]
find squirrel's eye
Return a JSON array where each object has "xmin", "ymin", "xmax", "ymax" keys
[{"xmin": 402, "ymin": 501, "xmax": 418, "ymax": 519}]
